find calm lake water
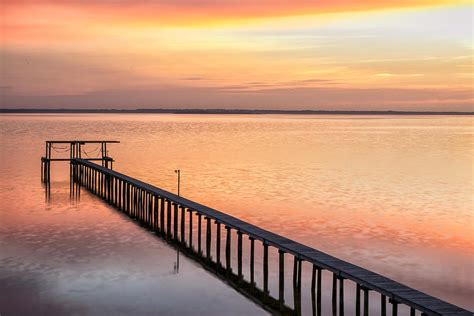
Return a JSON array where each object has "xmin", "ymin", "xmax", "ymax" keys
[{"xmin": 1, "ymin": 114, "xmax": 473, "ymax": 314}]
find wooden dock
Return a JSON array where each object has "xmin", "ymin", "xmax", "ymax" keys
[{"xmin": 42, "ymin": 141, "xmax": 472, "ymax": 315}]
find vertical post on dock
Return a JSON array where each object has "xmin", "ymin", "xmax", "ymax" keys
[
  {"xmin": 339, "ymin": 277, "xmax": 345, "ymax": 316},
  {"xmin": 263, "ymin": 242, "xmax": 269, "ymax": 300},
  {"xmin": 311, "ymin": 264, "xmax": 320, "ymax": 316},
  {"xmin": 332, "ymin": 273, "xmax": 338, "ymax": 316},
  {"xmin": 206, "ymin": 217, "xmax": 211, "ymax": 260},
  {"xmin": 216, "ymin": 221, "xmax": 221, "ymax": 266},
  {"xmin": 133, "ymin": 188, "xmax": 138, "ymax": 219},
  {"xmin": 249, "ymin": 237, "xmax": 255, "ymax": 289},
  {"xmin": 160, "ymin": 197, "xmax": 165, "ymax": 235},
  {"xmin": 143, "ymin": 190, "xmax": 146, "ymax": 223},
  {"xmin": 47, "ymin": 141, "xmax": 51, "ymax": 182},
  {"xmin": 115, "ymin": 178, "xmax": 119, "ymax": 208},
  {"xmin": 237, "ymin": 231, "xmax": 243, "ymax": 282},
  {"xmin": 279, "ymin": 249, "xmax": 285, "ymax": 310},
  {"xmin": 381, "ymin": 294, "xmax": 386, "ymax": 316},
  {"xmin": 356, "ymin": 284, "xmax": 361, "ymax": 316},
  {"xmin": 363, "ymin": 287, "xmax": 369, "ymax": 316},
  {"xmin": 174, "ymin": 203, "xmax": 179, "ymax": 241},
  {"xmin": 180, "ymin": 206, "xmax": 185, "ymax": 244},
  {"xmin": 197, "ymin": 213, "xmax": 202, "ymax": 254},
  {"xmin": 148, "ymin": 193, "xmax": 153, "ymax": 226},
  {"xmin": 188, "ymin": 209, "xmax": 193, "ymax": 250},
  {"xmin": 118, "ymin": 180, "xmax": 122, "ymax": 210},
  {"xmin": 390, "ymin": 299, "xmax": 398, "ymax": 316},
  {"xmin": 225, "ymin": 226, "xmax": 232, "ymax": 275},
  {"xmin": 294, "ymin": 257, "xmax": 302, "ymax": 316},
  {"xmin": 167, "ymin": 200, "xmax": 172, "ymax": 238},
  {"xmin": 317, "ymin": 266, "xmax": 322, "ymax": 316}
]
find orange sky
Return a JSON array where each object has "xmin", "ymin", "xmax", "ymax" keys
[{"xmin": 1, "ymin": 0, "xmax": 473, "ymax": 110}]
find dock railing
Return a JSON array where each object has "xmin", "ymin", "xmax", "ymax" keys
[{"xmin": 71, "ymin": 158, "xmax": 472, "ymax": 316}]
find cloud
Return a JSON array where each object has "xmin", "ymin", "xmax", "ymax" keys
[{"xmin": 181, "ymin": 77, "xmax": 207, "ymax": 81}]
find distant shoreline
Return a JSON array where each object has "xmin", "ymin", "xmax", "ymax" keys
[{"xmin": 1, "ymin": 108, "xmax": 473, "ymax": 115}]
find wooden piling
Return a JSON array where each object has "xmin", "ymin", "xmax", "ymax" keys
[
  {"xmin": 363, "ymin": 287, "xmax": 369, "ymax": 316},
  {"xmin": 332, "ymin": 273, "xmax": 338, "ymax": 316},
  {"xmin": 356, "ymin": 284, "xmax": 361, "ymax": 316},
  {"xmin": 216, "ymin": 222, "xmax": 221, "ymax": 266},
  {"xmin": 278, "ymin": 250, "xmax": 285, "ymax": 310},
  {"xmin": 206, "ymin": 217, "xmax": 211, "ymax": 260},
  {"xmin": 311, "ymin": 265, "xmax": 322, "ymax": 316},
  {"xmin": 381, "ymin": 294, "xmax": 386, "ymax": 316},
  {"xmin": 237, "ymin": 231, "xmax": 243, "ymax": 282},
  {"xmin": 263, "ymin": 242, "xmax": 269, "ymax": 300},
  {"xmin": 160, "ymin": 197, "xmax": 165, "ymax": 235},
  {"xmin": 339, "ymin": 277, "xmax": 344, "ymax": 316},
  {"xmin": 154, "ymin": 195, "xmax": 159, "ymax": 231},
  {"xmin": 188, "ymin": 209, "xmax": 193, "ymax": 250},
  {"xmin": 249, "ymin": 237, "xmax": 255, "ymax": 289},
  {"xmin": 225, "ymin": 226, "xmax": 232, "ymax": 275},
  {"xmin": 174, "ymin": 202, "xmax": 179, "ymax": 241},
  {"xmin": 197, "ymin": 213, "xmax": 202, "ymax": 254},
  {"xmin": 390, "ymin": 299, "xmax": 399, "ymax": 316},
  {"xmin": 180, "ymin": 206, "xmax": 185, "ymax": 244},
  {"xmin": 167, "ymin": 199, "xmax": 172, "ymax": 238},
  {"xmin": 296, "ymin": 258, "xmax": 302, "ymax": 315}
]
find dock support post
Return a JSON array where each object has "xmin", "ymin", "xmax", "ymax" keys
[
  {"xmin": 180, "ymin": 206, "xmax": 185, "ymax": 244},
  {"xmin": 263, "ymin": 242, "xmax": 269, "ymax": 300},
  {"xmin": 249, "ymin": 237, "xmax": 255, "ymax": 289},
  {"xmin": 197, "ymin": 213, "xmax": 202, "ymax": 254},
  {"xmin": 312, "ymin": 265, "xmax": 322, "ymax": 316},
  {"xmin": 148, "ymin": 193, "xmax": 153, "ymax": 226},
  {"xmin": 167, "ymin": 200, "xmax": 172, "ymax": 238},
  {"xmin": 332, "ymin": 273, "xmax": 338, "ymax": 316},
  {"xmin": 339, "ymin": 277, "xmax": 345, "ymax": 316},
  {"xmin": 154, "ymin": 195, "xmax": 159, "ymax": 231},
  {"xmin": 356, "ymin": 284, "xmax": 361, "ymax": 316},
  {"xmin": 160, "ymin": 198, "xmax": 165, "ymax": 234},
  {"xmin": 188, "ymin": 209, "xmax": 193, "ymax": 250},
  {"xmin": 174, "ymin": 203, "xmax": 178, "ymax": 241},
  {"xmin": 216, "ymin": 222, "xmax": 221, "ymax": 266},
  {"xmin": 206, "ymin": 217, "xmax": 211, "ymax": 260},
  {"xmin": 123, "ymin": 182, "xmax": 126, "ymax": 211},
  {"xmin": 225, "ymin": 226, "xmax": 232, "ymax": 275},
  {"xmin": 389, "ymin": 299, "xmax": 398, "ymax": 316},
  {"xmin": 237, "ymin": 231, "xmax": 243, "ymax": 282},
  {"xmin": 410, "ymin": 308, "xmax": 415, "ymax": 316},
  {"xmin": 139, "ymin": 189, "xmax": 143, "ymax": 221},
  {"xmin": 363, "ymin": 287, "xmax": 369, "ymax": 316},
  {"xmin": 115, "ymin": 178, "xmax": 119, "ymax": 207},
  {"xmin": 125, "ymin": 183, "xmax": 129, "ymax": 214},
  {"xmin": 381, "ymin": 294, "xmax": 386, "ymax": 316},
  {"xmin": 294, "ymin": 257, "xmax": 302, "ymax": 316},
  {"xmin": 278, "ymin": 250, "xmax": 285, "ymax": 310}
]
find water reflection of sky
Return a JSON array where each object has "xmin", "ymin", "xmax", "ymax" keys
[
  {"xmin": 0, "ymin": 114, "xmax": 473, "ymax": 313},
  {"xmin": 1, "ymin": 181, "xmax": 268, "ymax": 315}
]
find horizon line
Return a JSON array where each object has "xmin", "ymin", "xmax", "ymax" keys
[{"xmin": 1, "ymin": 108, "xmax": 473, "ymax": 115}]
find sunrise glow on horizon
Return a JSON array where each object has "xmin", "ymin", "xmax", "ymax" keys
[{"xmin": 1, "ymin": 0, "xmax": 473, "ymax": 110}]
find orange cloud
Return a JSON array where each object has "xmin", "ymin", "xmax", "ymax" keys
[{"xmin": 2, "ymin": 0, "xmax": 465, "ymax": 27}]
